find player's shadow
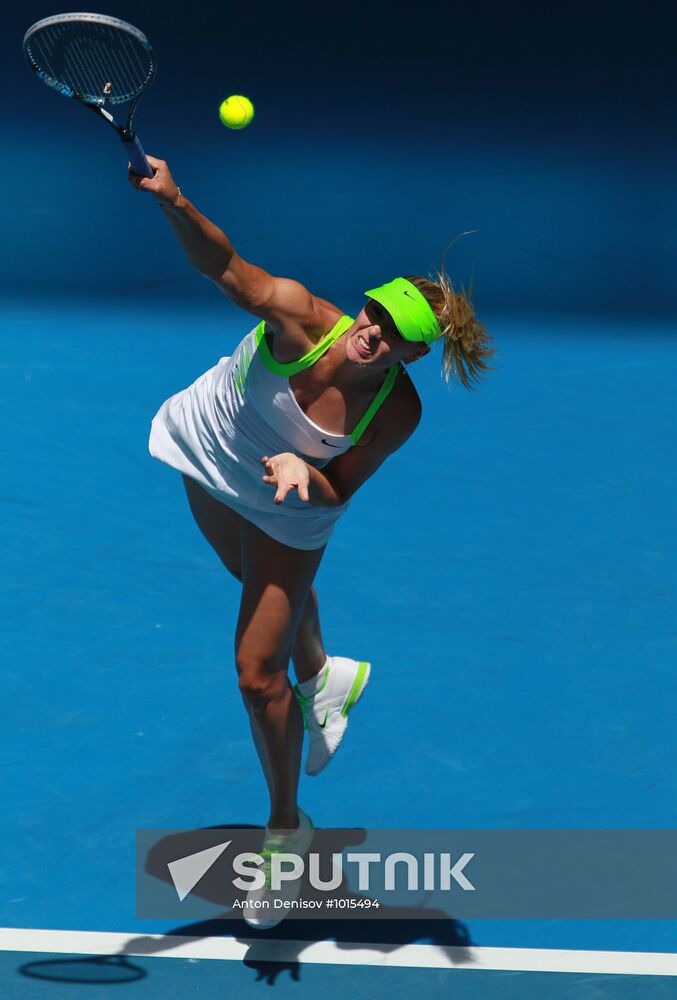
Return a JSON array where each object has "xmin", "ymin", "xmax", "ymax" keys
[
  {"xmin": 16, "ymin": 823, "xmax": 475, "ymax": 988},
  {"xmin": 123, "ymin": 823, "xmax": 475, "ymax": 985}
]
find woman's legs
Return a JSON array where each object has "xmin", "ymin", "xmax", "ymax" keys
[
  {"xmin": 290, "ymin": 586, "xmax": 328, "ymax": 682},
  {"xmin": 236, "ymin": 519, "xmax": 326, "ymax": 829},
  {"xmin": 182, "ymin": 475, "xmax": 327, "ymax": 681},
  {"xmin": 182, "ymin": 476, "xmax": 328, "ymax": 825}
]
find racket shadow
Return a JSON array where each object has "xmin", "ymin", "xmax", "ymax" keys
[{"xmin": 18, "ymin": 953, "xmax": 146, "ymax": 986}]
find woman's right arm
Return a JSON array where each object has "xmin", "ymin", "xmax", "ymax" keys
[{"xmin": 129, "ymin": 155, "xmax": 317, "ymax": 334}]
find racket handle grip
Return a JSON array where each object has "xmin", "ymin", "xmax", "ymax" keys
[{"xmin": 123, "ymin": 133, "xmax": 154, "ymax": 179}]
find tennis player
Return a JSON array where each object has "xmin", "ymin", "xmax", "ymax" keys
[{"xmin": 130, "ymin": 155, "xmax": 493, "ymax": 926}]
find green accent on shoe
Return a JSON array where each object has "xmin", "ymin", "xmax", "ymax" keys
[
  {"xmin": 294, "ymin": 690, "xmax": 310, "ymax": 730},
  {"xmin": 293, "ymin": 662, "xmax": 331, "ymax": 731},
  {"xmin": 340, "ymin": 660, "xmax": 370, "ymax": 718},
  {"xmin": 260, "ymin": 810, "xmax": 314, "ymax": 889}
]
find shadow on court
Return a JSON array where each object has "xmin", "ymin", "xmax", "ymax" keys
[
  {"xmin": 136, "ymin": 822, "xmax": 472, "ymax": 982},
  {"xmin": 19, "ymin": 954, "xmax": 147, "ymax": 986},
  {"xmin": 18, "ymin": 824, "xmax": 473, "ymax": 986},
  {"xmin": 16, "ymin": 823, "xmax": 473, "ymax": 988}
]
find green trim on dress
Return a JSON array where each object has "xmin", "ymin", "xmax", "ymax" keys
[{"xmin": 254, "ymin": 315, "xmax": 402, "ymax": 446}]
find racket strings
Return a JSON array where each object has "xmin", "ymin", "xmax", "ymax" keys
[
  {"xmin": 65, "ymin": 36, "xmax": 130, "ymax": 102},
  {"xmin": 27, "ymin": 22, "xmax": 153, "ymax": 103}
]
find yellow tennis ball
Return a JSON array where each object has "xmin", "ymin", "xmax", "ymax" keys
[{"xmin": 218, "ymin": 95, "xmax": 255, "ymax": 130}]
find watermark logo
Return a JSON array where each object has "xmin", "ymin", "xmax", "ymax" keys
[
  {"xmin": 137, "ymin": 828, "xmax": 677, "ymax": 921},
  {"xmin": 166, "ymin": 841, "xmax": 475, "ymax": 899},
  {"xmin": 167, "ymin": 840, "xmax": 232, "ymax": 901}
]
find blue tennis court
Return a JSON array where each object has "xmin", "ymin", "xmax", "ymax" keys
[
  {"xmin": 2, "ymin": 301, "xmax": 675, "ymax": 994},
  {"xmin": 2, "ymin": 0, "xmax": 676, "ymax": 994}
]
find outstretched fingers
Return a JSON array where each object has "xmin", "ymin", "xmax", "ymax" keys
[
  {"xmin": 260, "ymin": 455, "xmax": 309, "ymax": 505},
  {"xmin": 297, "ymin": 478, "xmax": 310, "ymax": 503}
]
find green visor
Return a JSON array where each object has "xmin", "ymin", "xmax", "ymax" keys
[{"xmin": 364, "ymin": 277, "xmax": 441, "ymax": 345}]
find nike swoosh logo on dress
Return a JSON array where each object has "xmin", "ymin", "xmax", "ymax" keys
[{"xmin": 321, "ymin": 439, "xmax": 343, "ymax": 447}]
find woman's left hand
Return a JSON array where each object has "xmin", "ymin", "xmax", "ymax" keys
[{"xmin": 261, "ymin": 453, "xmax": 310, "ymax": 504}]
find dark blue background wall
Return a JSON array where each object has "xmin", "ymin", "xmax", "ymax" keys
[{"xmin": 4, "ymin": 0, "xmax": 676, "ymax": 316}]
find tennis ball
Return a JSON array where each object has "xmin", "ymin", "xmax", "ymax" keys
[{"xmin": 219, "ymin": 95, "xmax": 255, "ymax": 130}]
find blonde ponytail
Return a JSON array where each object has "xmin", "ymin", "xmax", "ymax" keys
[{"xmin": 405, "ymin": 249, "xmax": 494, "ymax": 388}]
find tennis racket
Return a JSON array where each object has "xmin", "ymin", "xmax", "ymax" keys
[{"xmin": 23, "ymin": 12, "xmax": 156, "ymax": 178}]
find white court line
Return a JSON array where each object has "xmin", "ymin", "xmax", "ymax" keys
[{"xmin": 1, "ymin": 927, "xmax": 676, "ymax": 977}]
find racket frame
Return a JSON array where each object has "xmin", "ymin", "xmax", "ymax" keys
[{"xmin": 22, "ymin": 12, "xmax": 157, "ymax": 177}]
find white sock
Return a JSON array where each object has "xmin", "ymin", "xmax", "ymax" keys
[{"xmin": 296, "ymin": 656, "xmax": 331, "ymax": 697}]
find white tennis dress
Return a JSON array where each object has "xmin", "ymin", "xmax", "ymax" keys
[{"xmin": 149, "ymin": 313, "xmax": 402, "ymax": 550}]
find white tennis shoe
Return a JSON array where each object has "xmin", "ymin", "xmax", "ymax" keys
[
  {"xmin": 293, "ymin": 656, "xmax": 371, "ymax": 776},
  {"xmin": 242, "ymin": 807, "xmax": 314, "ymax": 930}
]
